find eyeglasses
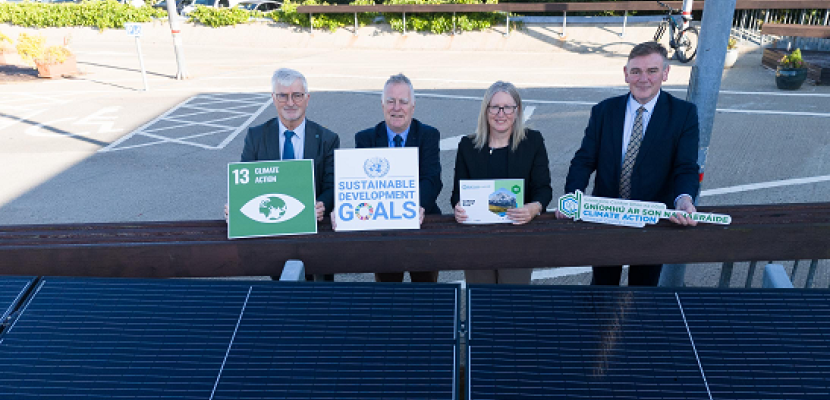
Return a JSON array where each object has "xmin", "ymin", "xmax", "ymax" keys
[
  {"xmin": 385, "ymin": 98, "xmax": 411, "ymax": 107},
  {"xmin": 275, "ymin": 92, "xmax": 307, "ymax": 103},
  {"xmin": 487, "ymin": 105, "xmax": 518, "ymax": 115}
]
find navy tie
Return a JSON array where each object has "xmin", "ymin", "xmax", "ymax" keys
[
  {"xmin": 283, "ymin": 130, "xmax": 295, "ymax": 160},
  {"xmin": 393, "ymin": 135, "xmax": 403, "ymax": 147}
]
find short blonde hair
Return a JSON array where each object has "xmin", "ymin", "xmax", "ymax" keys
[{"xmin": 472, "ymin": 81, "xmax": 525, "ymax": 152}]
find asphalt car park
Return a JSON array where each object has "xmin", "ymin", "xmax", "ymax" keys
[{"xmin": 1, "ymin": 31, "xmax": 828, "ymax": 285}]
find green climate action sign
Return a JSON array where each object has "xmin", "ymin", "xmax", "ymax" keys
[{"xmin": 227, "ymin": 160, "xmax": 317, "ymax": 239}]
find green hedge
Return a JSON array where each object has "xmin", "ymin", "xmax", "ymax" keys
[
  {"xmin": 0, "ymin": 0, "xmax": 507, "ymax": 33},
  {"xmin": 0, "ymin": 0, "xmax": 167, "ymax": 29}
]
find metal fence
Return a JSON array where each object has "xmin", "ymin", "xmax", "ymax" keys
[{"xmin": 733, "ymin": 8, "xmax": 830, "ymax": 50}]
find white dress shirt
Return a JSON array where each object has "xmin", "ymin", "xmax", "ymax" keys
[
  {"xmin": 621, "ymin": 92, "xmax": 659, "ymax": 162},
  {"xmin": 278, "ymin": 119, "xmax": 306, "ymax": 160}
]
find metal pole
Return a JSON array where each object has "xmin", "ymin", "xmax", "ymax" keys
[
  {"xmin": 309, "ymin": 13, "xmax": 313, "ymax": 34},
  {"xmin": 823, "ymin": 9, "xmax": 828, "ymax": 26},
  {"xmin": 453, "ymin": 12, "xmax": 456, "ymax": 35},
  {"xmin": 719, "ymin": 262, "xmax": 735, "ymax": 288},
  {"xmin": 745, "ymin": 261, "xmax": 758, "ymax": 288},
  {"xmin": 135, "ymin": 37, "xmax": 149, "ymax": 92},
  {"xmin": 403, "ymin": 12, "xmax": 406, "ymax": 36},
  {"xmin": 165, "ymin": 0, "xmax": 188, "ymax": 80},
  {"xmin": 354, "ymin": 12, "xmax": 358, "ymax": 36},
  {"xmin": 805, "ymin": 259, "xmax": 819, "ymax": 288},
  {"xmin": 661, "ymin": 0, "xmax": 737, "ymax": 288},
  {"xmin": 621, "ymin": 10, "xmax": 627, "ymax": 37},
  {"xmin": 505, "ymin": 13, "xmax": 510, "ymax": 37},
  {"xmin": 561, "ymin": 11, "xmax": 567, "ymax": 38},
  {"xmin": 681, "ymin": 0, "xmax": 693, "ymax": 30}
]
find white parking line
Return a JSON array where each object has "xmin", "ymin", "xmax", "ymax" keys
[
  {"xmin": 701, "ymin": 174, "xmax": 830, "ymax": 197},
  {"xmin": 99, "ymin": 93, "xmax": 272, "ymax": 153}
]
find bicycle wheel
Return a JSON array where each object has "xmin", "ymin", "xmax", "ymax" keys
[{"xmin": 675, "ymin": 26, "xmax": 699, "ymax": 63}]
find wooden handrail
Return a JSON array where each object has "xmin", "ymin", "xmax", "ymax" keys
[
  {"xmin": 296, "ymin": 1, "xmax": 829, "ymax": 15},
  {"xmin": 1, "ymin": 203, "xmax": 829, "ymax": 278},
  {"xmin": 762, "ymin": 23, "xmax": 830, "ymax": 38}
]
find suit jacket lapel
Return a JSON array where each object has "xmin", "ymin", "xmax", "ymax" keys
[
  {"xmin": 267, "ymin": 119, "xmax": 282, "ymax": 160},
  {"xmin": 375, "ymin": 122, "xmax": 388, "ymax": 147},
  {"xmin": 610, "ymin": 95, "xmax": 627, "ymax": 181},
  {"xmin": 303, "ymin": 120, "xmax": 318, "ymax": 159},
  {"xmin": 637, "ymin": 91, "xmax": 669, "ymax": 167},
  {"xmin": 405, "ymin": 119, "xmax": 419, "ymax": 147}
]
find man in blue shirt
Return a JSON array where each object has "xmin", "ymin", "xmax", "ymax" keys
[{"xmin": 354, "ymin": 74, "xmax": 442, "ymax": 283}]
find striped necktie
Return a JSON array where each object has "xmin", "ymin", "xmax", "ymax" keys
[{"xmin": 619, "ymin": 106, "xmax": 645, "ymax": 199}]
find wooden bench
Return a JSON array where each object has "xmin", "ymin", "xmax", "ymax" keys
[{"xmin": 1, "ymin": 203, "xmax": 828, "ymax": 278}]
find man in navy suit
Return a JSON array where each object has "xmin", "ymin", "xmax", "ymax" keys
[
  {"xmin": 231, "ymin": 68, "xmax": 340, "ymax": 281},
  {"xmin": 560, "ymin": 42, "xmax": 699, "ymax": 286},
  {"xmin": 354, "ymin": 73, "xmax": 442, "ymax": 283}
]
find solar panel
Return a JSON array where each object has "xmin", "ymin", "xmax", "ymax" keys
[
  {"xmin": 214, "ymin": 284, "xmax": 459, "ymax": 400},
  {"xmin": 0, "ymin": 276, "xmax": 34, "ymax": 325},
  {"xmin": 468, "ymin": 285, "xmax": 830, "ymax": 400},
  {"xmin": 0, "ymin": 278, "xmax": 459, "ymax": 400},
  {"xmin": 467, "ymin": 286, "xmax": 709, "ymax": 400},
  {"xmin": 678, "ymin": 291, "xmax": 830, "ymax": 400}
]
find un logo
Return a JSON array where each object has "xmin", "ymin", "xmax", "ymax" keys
[{"xmin": 363, "ymin": 157, "xmax": 390, "ymax": 178}]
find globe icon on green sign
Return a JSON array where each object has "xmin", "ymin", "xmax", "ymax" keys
[{"xmin": 259, "ymin": 197, "xmax": 287, "ymax": 220}]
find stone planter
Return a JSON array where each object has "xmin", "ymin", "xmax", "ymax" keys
[
  {"xmin": 724, "ymin": 48, "xmax": 738, "ymax": 68},
  {"xmin": 775, "ymin": 67, "xmax": 808, "ymax": 90},
  {"xmin": 35, "ymin": 55, "xmax": 78, "ymax": 79}
]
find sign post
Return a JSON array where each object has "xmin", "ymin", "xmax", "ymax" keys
[
  {"xmin": 124, "ymin": 23, "xmax": 149, "ymax": 92},
  {"xmin": 227, "ymin": 160, "xmax": 318, "ymax": 239}
]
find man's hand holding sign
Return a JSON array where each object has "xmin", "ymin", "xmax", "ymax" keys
[{"xmin": 556, "ymin": 190, "xmax": 731, "ymax": 227}]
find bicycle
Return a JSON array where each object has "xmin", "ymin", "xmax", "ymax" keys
[{"xmin": 653, "ymin": 0, "xmax": 699, "ymax": 63}]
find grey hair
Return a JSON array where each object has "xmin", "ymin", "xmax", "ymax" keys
[
  {"xmin": 382, "ymin": 73, "xmax": 415, "ymax": 104},
  {"xmin": 472, "ymin": 81, "xmax": 525, "ymax": 152},
  {"xmin": 271, "ymin": 68, "xmax": 308, "ymax": 94},
  {"xmin": 628, "ymin": 41, "xmax": 670, "ymax": 69}
]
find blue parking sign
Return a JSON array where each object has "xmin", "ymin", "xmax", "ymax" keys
[{"xmin": 125, "ymin": 23, "xmax": 143, "ymax": 37}]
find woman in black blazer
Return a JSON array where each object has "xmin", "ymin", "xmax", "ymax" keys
[{"xmin": 450, "ymin": 81, "xmax": 553, "ymax": 284}]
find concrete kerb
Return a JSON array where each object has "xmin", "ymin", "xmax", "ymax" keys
[{"xmin": 1, "ymin": 22, "xmax": 664, "ymax": 54}]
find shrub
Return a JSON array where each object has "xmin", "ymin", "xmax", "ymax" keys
[
  {"xmin": 16, "ymin": 32, "xmax": 45, "ymax": 66},
  {"xmin": 779, "ymin": 48, "xmax": 804, "ymax": 69},
  {"xmin": 188, "ymin": 5, "xmax": 251, "ymax": 26},
  {"xmin": 0, "ymin": 0, "xmax": 166, "ymax": 30}
]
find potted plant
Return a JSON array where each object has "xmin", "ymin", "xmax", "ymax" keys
[
  {"xmin": 724, "ymin": 37, "xmax": 738, "ymax": 68},
  {"xmin": 776, "ymin": 48, "xmax": 807, "ymax": 90},
  {"xmin": 15, "ymin": 33, "xmax": 77, "ymax": 79}
]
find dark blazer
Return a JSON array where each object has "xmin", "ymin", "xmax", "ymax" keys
[
  {"xmin": 354, "ymin": 119, "xmax": 443, "ymax": 214},
  {"xmin": 565, "ymin": 91, "xmax": 700, "ymax": 207},
  {"xmin": 240, "ymin": 118, "xmax": 340, "ymax": 212},
  {"xmin": 450, "ymin": 129, "xmax": 553, "ymax": 210}
]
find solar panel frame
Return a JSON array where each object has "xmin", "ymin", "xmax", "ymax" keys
[
  {"xmin": 0, "ymin": 278, "xmax": 461, "ymax": 400},
  {"xmin": 0, "ymin": 276, "xmax": 35, "ymax": 329}
]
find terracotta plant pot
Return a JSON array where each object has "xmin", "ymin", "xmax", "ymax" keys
[
  {"xmin": 723, "ymin": 48, "xmax": 738, "ymax": 68},
  {"xmin": 35, "ymin": 54, "xmax": 78, "ymax": 79},
  {"xmin": 775, "ymin": 67, "xmax": 807, "ymax": 90}
]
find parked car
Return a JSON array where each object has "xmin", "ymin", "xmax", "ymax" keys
[
  {"xmin": 180, "ymin": 0, "xmax": 235, "ymax": 15},
  {"xmin": 153, "ymin": 0, "xmax": 193, "ymax": 14},
  {"xmin": 236, "ymin": 0, "xmax": 280, "ymax": 12}
]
